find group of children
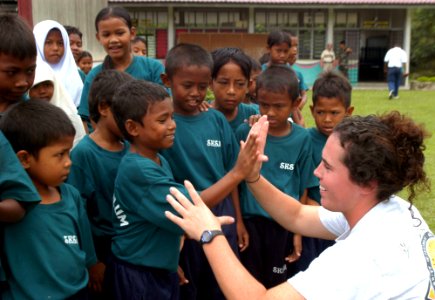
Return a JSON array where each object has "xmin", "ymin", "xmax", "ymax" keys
[{"xmin": 0, "ymin": 7, "xmax": 355, "ymax": 300}]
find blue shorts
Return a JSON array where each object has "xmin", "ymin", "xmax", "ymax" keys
[{"xmin": 104, "ymin": 254, "xmax": 179, "ymax": 300}]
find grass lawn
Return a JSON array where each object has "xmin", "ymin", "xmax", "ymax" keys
[{"xmin": 301, "ymin": 89, "xmax": 435, "ymax": 231}]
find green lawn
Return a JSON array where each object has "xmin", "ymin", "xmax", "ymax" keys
[{"xmin": 302, "ymin": 89, "xmax": 435, "ymax": 231}]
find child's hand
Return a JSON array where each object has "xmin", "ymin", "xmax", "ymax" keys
[
  {"xmin": 88, "ymin": 261, "xmax": 106, "ymax": 293},
  {"xmin": 291, "ymin": 108, "xmax": 305, "ymax": 127},
  {"xmin": 198, "ymin": 101, "xmax": 211, "ymax": 112},
  {"xmin": 237, "ymin": 219, "xmax": 249, "ymax": 252},
  {"xmin": 285, "ymin": 234, "xmax": 302, "ymax": 263},
  {"xmin": 245, "ymin": 114, "xmax": 261, "ymax": 127},
  {"xmin": 234, "ymin": 116, "xmax": 269, "ymax": 181},
  {"xmin": 177, "ymin": 265, "xmax": 189, "ymax": 285}
]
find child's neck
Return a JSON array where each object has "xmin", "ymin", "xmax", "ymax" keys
[
  {"xmin": 90, "ymin": 127, "xmax": 125, "ymax": 152},
  {"xmin": 213, "ymin": 102, "xmax": 238, "ymax": 122},
  {"xmin": 0, "ymin": 99, "xmax": 16, "ymax": 113},
  {"xmin": 130, "ymin": 144, "xmax": 160, "ymax": 165},
  {"xmin": 34, "ymin": 182, "xmax": 61, "ymax": 205},
  {"xmin": 112, "ymin": 53, "xmax": 134, "ymax": 71},
  {"xmin": 268, "ymin": 121, "xmax": 292, "ymax": 137}
]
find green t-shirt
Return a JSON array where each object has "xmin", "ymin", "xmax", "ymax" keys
[
  {"xmin": 112, "ymin": 153, "xmax": 189, "ymax": 272},
  {"xmin": 78, "ymin": 56, "xmax": 165, "ymax": 120},
  {"xmin": 307, "ymin": 127, "xmax": 327, "ymax": 204},
  {"xmin": 228, "ymin": 103, "xmax": 259, "ymax": 133},
  {"xmin": 236, "ymin": 122, "xmax": 317, "ymax": 219},
  {"xmin": 0, "ymin": 131, "xmax": 40, "ymax": 205},
  {"xmin": 67, "ymin": 135, "xmax": 129, "ymax": 237},
  {"xmin": 2, "ymin": 183, "xmax": 96, "ymax": 300}
]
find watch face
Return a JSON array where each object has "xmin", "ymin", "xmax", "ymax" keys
[
  {"xmin": 201, "ymin": 230, "xmax": 213, "ymax": 243},
  {"xmin": 200, "ymin": 230, "xmax": 223, "ymax": 244}
]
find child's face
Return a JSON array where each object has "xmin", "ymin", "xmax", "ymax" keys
[
  {"xmin": 268, "ymin": 42, "xmax": 290, "ymax": 65},
  {"xmin": 165, "ymin": 65, "xmax": 211, "ymax": 116},
  {"xmin": 248, "ymin": 69, "xmax": 261, "ymax": 100},
  {"xmin": 132, "ymin": 41, "xmax": 147, "ymax": 56},
  {"xmin": 44, "ymin": 29, "xmax": 65, "ymax": 65},
  {"xmin": 25, "ymin": 135, "xmax": 74, "ymax": 189},
  {"xmin": 211, "ymin": 62, "xmax": 248, "ymax": 113},
  {"xmin": 29, "ymin": 80, "xmax": 54, "ymax": 101},
  {"xmin": 96, "ymin": 17, "xmax": 135, "ymax": 62},
  {"xmin": 257, "ymin": 88, "xmax": 296, "ymax": 135},
  {"xmin": 69, "ymin": 33, "xmax": 83, "ymax": 62},
  {"xmin": 310, "ymin": 97, "xmax": 354, "ymax": 136},
  {"xmin": 133, "ymin": 98, "xmax": 176, "ymax": 153},
  {"xmin": 288, "ymin": 37, "xmax": 298, "ymax": 65},
  {"xmin": 0, "ymin": 53, "xmax": 36, "ymax": 107},
  {"xmin": 78, "ymin": 56, "xmax": 93, "ymax": 74}
]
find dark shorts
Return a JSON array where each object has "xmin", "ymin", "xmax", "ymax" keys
[
  {"xmin": 240, "ymin": 217, "xmax": 289, "ymax": 288},
  {"xmin": 104, "ymin": 254, "xmax": 179, "ymax": 300},
  {"xmin": 180, "ymin": 196, "xmax": 238, "ymax": 300}
]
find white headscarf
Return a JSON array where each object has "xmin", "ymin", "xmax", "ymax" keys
[
  {"xmin": 33, "ymin": 20, "xmax": 83, "ymax": 108},
  {"xmin": 32, "ymin": 59, "xmax": 86, "ymax": 148}
]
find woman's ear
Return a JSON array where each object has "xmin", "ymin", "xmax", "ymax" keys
[{"xmin": 16, "ymin": 150, "xmax": 32, "ymax": 169}]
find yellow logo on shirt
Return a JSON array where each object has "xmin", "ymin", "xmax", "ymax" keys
[{"xmin": 422, "ymin": 232, "xmax": 435, "ymax": 299}]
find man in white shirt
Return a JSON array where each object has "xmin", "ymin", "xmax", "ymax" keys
[
  {"xmin": 384, "ymin": 45, "xmax": 408, "ymax": 99},
  {"xmin": 320, "ymin": 43, "xmax": 335, "ymax": 72}
]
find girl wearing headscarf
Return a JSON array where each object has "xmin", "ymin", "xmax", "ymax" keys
[
  {"xmin": 29, "ymin": 59, "xmax": 86, "ymax": 147},
  {"xmin": 33, "ymin": 20, "xmax": 83, "ymax": 108}
]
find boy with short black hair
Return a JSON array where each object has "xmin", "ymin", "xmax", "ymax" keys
[
  {"xmin": 0, "ymin": 15, "xmax": 37, "ymax": 115},
  {"xmin": 0, "ymin": 13, "xmax": 40, "ymax": 230},
  {"xmin": 296, "ymin": 70, "xmax": 354, "ymax": 272},
  {"xmin": 236, "ymin": 65, "xmax": 317, "ymax": 287},
  {"xmin": 0, "ymin": 100, "xmax": 96, "ymax": 299},
  {"xmin": 67, "ymin": 70, "xmax": 133, "ymax": 296},
  {"xmin": 160, "ymin": 43, "xmax": 243, "ymax": 300}
]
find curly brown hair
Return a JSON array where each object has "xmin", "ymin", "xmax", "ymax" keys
[{"xmin": 333, "ymin": 111, "xmax": 430, "ymax": 203}]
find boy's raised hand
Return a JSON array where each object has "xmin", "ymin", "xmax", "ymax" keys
[{"xmin": 235, "ymin": 115, "xmax": 269, "ymax": 181}]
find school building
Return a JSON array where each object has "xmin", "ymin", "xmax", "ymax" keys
[{"xmin": 6, "ymin": 0, "xmax": 435, "ymax": 86}]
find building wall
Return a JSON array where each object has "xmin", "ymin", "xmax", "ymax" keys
[{"xmin": 32, "ymin": 0, "xmax": 108, "ymax": 61}]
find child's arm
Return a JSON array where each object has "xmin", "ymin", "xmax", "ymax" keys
[
  {"xmin": 0, "ymin": 199, "xmax": 25, "ymax": 222},
  {"xmin": 231, "ymin": 188, "xmax": 249, "ymax": 252},
  {"xmin": 285, "ymin": 190, "xmax": 308, "ymax": 263}
]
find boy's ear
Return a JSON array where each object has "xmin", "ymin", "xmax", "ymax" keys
[
  {"xmin": 161, "ymin": 73, "xmax": 171, "ymax": 88},
  {"xmin": 16, "ymin": 150, "xmax": 32, "ymax": 169},
  {"xmin": 124, "ymin": 119, "xmax": 139, "ymax": 138},
  {"xmin": 98, "ymin": 102, "xmax": 111, "ymax": 117},
  {"xmin": 309, "ymin": 104, "xmax": 315, "ymax": 115},
  {"xmin": 346, "ymin": 106, "xmax": 355, "ymax": 116}
]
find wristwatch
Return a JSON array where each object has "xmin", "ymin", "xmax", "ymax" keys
[{"xmin": 199, "ymin": 230, "xmax": 224, "ymax": 245}]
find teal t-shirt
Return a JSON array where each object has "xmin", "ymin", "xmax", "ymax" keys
[
  {"xmin": 307, "ymin": 127, "xmax": 327, "ymax": 203},
  {"xmin": 2, "ymin": 183, "xmax": 96, "ymax": 300},
  {"xmin": 236, "ymin": 122, "xmax": 317, "ymax": 219},
  {"xmin": 228, "ymin": 103, "xmax": 259, "ymax": 133},
  {"xmin": 0, "ymin": 131, "xmax": 40, "ymax": 205},
  {"xmin": 160, "ymin": 109, "xmax": 239, "ymax": 220},
  {"xmin": 78, "ymin": 56, "xmax": 165, "ymax": 120},
  {"xmin": 67, "ymin": 135, "xmax": 129, "ymax": 237},
  {"xmin": 112, "ymin": 153, "xmax": 188, "ymax": 272},
  {"xmin": 78, "ymin": 68, "xmax": 86, "ymax": 83}
]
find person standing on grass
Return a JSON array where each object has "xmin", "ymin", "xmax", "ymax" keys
[
  {"xmin": 337, "ymin": 40, "xmax": 352, "ymax": 79},
  {"xmin": 384, "ymin": 44, "xmax": 408, "ymax": 100},
  {"xmin": 320, "ymin": 43, "xmax": 335, "ymax": 72},
  {"xmin": 165, "ymin": 112, "xmax": 435, "ymax": 300}
]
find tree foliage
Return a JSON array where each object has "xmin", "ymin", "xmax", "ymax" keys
[{"xmin": 411, "ymin": 9, "xmax": 435, "ymax": 73}]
